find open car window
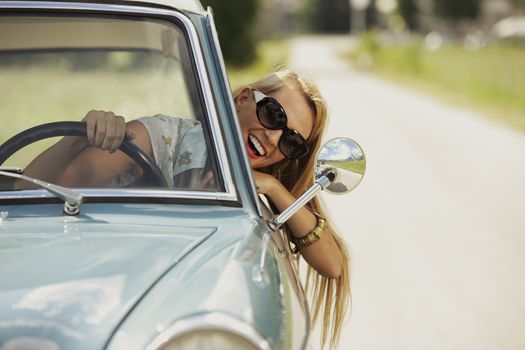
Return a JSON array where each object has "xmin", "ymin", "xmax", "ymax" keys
[{"xmin": 0, "ymin": 13, "xmax": 224, "ymax": 194}]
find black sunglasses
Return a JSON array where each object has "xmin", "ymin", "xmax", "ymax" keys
[{"xmin": 253, "ymin": 90, "xmax": 309, "ymax": 160}]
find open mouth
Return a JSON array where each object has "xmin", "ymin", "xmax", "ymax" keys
[{"xmin": 247, "ymin": 133, "xmax": 266, "ymax": 157}]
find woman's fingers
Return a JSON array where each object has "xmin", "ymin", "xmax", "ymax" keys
[
  {"xmin": 84, "ymin": 110, "xmax": 97, "ymax": 146},
  {"xmin": 109, "ymin": 116, "xmax": 126, "ymax": 153},
  {"xmin": 94, "ymin": 112, "xmax": 109, "ymax": 148},
  {"xmin": 101, "ymin": 112, "xmax": 116, "ymax": 150},
  {"xmin": 201, "ymin": 170, "xmax": 214, "ymax": 188},
  {"xmin": 82, "ymin": 110, "xmax": 126, "ymax": 152}
]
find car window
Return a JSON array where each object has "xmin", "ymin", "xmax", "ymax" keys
[{"xmin": 0, "ymin": 14, "xmax": 222, "ymax": 192}]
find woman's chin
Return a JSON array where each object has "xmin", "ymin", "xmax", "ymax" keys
[
  {"xmin": 248, "ymin": 157, "xmax": 260, "ymax": 169},
  {"xmin": 249, "ymin": 157, "xmax": 270, "ymax": 170}
]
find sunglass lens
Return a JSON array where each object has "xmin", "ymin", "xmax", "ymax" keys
[
  {"xmin": 257, "ymin": 99, "xmax": 287, "ymax": 130},
  {"xmin": 280, "ymin": 129, "xmax": 309, "ymax": 159}
]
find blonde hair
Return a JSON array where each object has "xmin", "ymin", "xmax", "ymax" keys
[{"xmin": 234, "ymin": 69, "xmax": 351, "ymax": 349}]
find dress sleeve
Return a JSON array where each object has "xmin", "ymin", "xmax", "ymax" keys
[
  {"xmin": 138, "ymin": 115, "xmax": 206, "ymax": 189},
  {"xmin": 172, "ymin": 120, "xmax": 207, "ymax": 177}
]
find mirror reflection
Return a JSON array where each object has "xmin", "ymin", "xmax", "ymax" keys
[{"xmin": 315, "ymin": 137, "xmax": 366, "ymax": 195}]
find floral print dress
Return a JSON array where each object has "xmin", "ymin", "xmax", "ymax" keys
[{"xmin": 114, "ymin": 114, "xmax": 207, "ymax": 188}]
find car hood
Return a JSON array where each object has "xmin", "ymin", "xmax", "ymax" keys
[{"xmin": 0, "ymin": 206, "xmax": 216, "ymax": 350}]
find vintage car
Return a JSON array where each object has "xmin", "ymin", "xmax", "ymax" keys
[{"xmin": 0, "ymin": 0, "xmax": 365, "ymax": 349}]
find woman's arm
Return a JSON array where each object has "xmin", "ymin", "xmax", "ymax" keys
[
  {"xmin": 20, "ymin": 111, "xmax": 151, "ymax": 188},
  {"xmin": 57, "ymin": 121, "xmax": 150, "ymax": 187},
  {"xmin": 252, "ymin": 170, "xmax": 343, "ymax": 279},
  {"xmin": 19, "ymin": 134, "xmax": 90, "ymax": 187}
]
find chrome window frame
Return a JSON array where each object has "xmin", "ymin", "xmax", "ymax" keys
[
  {"xmin": 0, "ymin": 1, "xmax": 238, "ymax": 203},
  {"xmin": 204, "ymin": 7, "xmax": 263, "ymax": 215}
]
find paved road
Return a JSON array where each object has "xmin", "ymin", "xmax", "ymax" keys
[{"xmin": 289, "ymin": 36, "xmax": 525, "ymax": 350}]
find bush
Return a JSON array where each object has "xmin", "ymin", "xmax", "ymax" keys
[
  {"xmin": 202, "ymin": 0, "xmax": 259, "ymax": 67},
  {"xmin": 353, "ymin": 32, "xmax": 423, "ymax": 73},
  {"xmin": 300, "ymin": 0, "xmax": 350, "ymax": 33}
]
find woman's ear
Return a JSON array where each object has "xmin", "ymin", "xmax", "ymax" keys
[{"xmin": 234, "ymin": 87, "xmax": 253, "ymax": 112}]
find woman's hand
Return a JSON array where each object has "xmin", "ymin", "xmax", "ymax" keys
[
  {"xmin": 252, "ymin": 170, "xmax": 281, "ymax": 197},
  {"xmin": 83, "ymin": 110, "xmax": 133, "ymax": 153}
]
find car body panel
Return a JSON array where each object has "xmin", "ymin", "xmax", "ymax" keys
[
  {"xmin": 107, "ymin": 210, "xmax": 310, "ymax": 350},
  {"xmin": 0, "ymin": 203, "xmax": 254, "ymax": 349}
]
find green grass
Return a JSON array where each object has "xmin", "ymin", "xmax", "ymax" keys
[
  {"xmin": 0, "ymin": 67, "xmax": 191, "ymax": 167},
  {"xmin": 347, "ymin": 33, "xmax": 525, "ymax": 132},
  {"xmin": 346, "ymin": 159, "xmax": 366, "ymax": 175}
]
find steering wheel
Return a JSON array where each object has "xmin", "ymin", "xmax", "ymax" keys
[{"xmin": 0, "ymin": 121, "xmax": 168, "ymax": 187}]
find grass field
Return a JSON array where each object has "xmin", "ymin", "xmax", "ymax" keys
[
  {"xmin": 0, "ymin": 66, "xmax": 191, "ymax": 167},
  {"xmin": 347, "ymin": 33, "xmax": 525, "ymax": 132},
  {"xmin": 0, "ymin": 39, "xmax": 289, "ymax": 169}
]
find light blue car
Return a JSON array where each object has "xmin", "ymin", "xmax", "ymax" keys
[{"xmin": 0, "ymin": 1, "xmax": 365, "ymax": 349}]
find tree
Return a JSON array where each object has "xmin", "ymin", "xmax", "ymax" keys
[
  {"xmin": 301, "ymin": 0, "xmax": 350, "ymax": 33},
  {"xmin": 201, "ymin": 0, "xmax": 258, "ymax": 67},
  {"xmin": 398, "ymin": 0, "xmax": 418, "ymax": 31},
  {"xmin": 434, "ymin": 0, "xmax": 481, "ymax": 20}
]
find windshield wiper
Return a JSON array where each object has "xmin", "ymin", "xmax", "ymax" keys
[{"xmin": 0, "ymin": 168, "xmax": 83, "ymax": 215}]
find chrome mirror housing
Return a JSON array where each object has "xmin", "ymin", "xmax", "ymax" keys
[{"xmin": 315, "ymin": 137, "xmax": 366, "ymax": 195}]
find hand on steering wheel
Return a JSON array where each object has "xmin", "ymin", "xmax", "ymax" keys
[
  {"xmin": 82, "ymin": 110, "xmax": 130, "ymax": 153},
  {"xmin": 0, "ymin": 117, "xmax": 168, "ymax": 188}
]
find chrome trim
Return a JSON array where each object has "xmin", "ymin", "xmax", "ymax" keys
[
  {"xmin": 205, "ymin": 7, "xmax": 262, "ymax": 216},
  {"xmin": 146, "ymin": 311, "xmax": 272, "ymax": 350},
  {"xmin": 252, "ymin": 225, "xmax": 272, "ymax": 289},
  {"xmin": 126, "ymin": 0, "xmax": 205, "ymax": 13},
  {"xmin": 0, "ymin": 188, "xmax": 235, "ymax": 202},
  {"xmin": 0, "ymin": 1, "xmax": 238, "ymax": 203},
  {"xmin": 269, "ymin": 176, "xmax": 330, "ymax": 229},
  {"xmin": 0, "ymin": 170, "xmax": 83, "ymax": 207}
]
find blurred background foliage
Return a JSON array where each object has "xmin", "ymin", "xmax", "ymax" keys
[
  {"xmin": 209, "ymin": 0, "xmax": 524, "ymax": 132},
  {"xmin": 201, "ymin": 0, "xmax": 258, "ymax": 67},
  {"xmin": 434, "ymin": 0, "xmax": 481, "ymax": 20},
  {"xmin": 301, "ymin": 0, "xmax": 350, "ymax": 32},
  {"xmin": 349, "ymin": 31, "xmax": 525, "ymax": 130},
  {"xmin": 1, "ymin": 0, "xmax": 522, "ymax": 134}
]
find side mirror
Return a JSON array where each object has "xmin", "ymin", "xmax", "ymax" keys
[
  {"xmin": 268, "ymin": 137, "xmax": 365, "ymax": 230},
  {"xmin": 315, "ymin": 137, "xmax": 366, "ymax": 195}
]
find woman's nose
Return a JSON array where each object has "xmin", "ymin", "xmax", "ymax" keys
[{"xmin": 265, "ymin": 128, "xmax": 283, "ymax": 147}]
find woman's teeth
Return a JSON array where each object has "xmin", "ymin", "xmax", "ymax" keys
[{"xmin": 249, "ymin": 134, "xmax": 266, "ymax": 156}]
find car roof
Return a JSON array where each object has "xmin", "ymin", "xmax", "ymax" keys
[
  {"xmin": 118, "ymin": 0, "xmax": 204, "ymax": 13},
  {"xmin": 0, "ymin": 0, "xmax": 205, "ymax": 14}
]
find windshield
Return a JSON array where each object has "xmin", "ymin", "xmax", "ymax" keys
[{"xmin": 0, "ymin": 14, "xmax": 223, "ymax": 194}]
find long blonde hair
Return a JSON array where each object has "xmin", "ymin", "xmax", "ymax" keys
[{"xmin": 235, "ymin": 69, "xmax": 351, "ymax": 349}]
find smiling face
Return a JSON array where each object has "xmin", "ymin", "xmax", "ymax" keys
[{"xmin": 235, "ymin": 85, "xmax": 315, "ymax": 169}]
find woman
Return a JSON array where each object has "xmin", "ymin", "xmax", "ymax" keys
[
  {"xmin": 244, "ymin": 70, "xmax": 350, "ymax": 350},
  {"xmin": 23, "ymin": 69, "xmax": 350, "ymax": 349}
]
